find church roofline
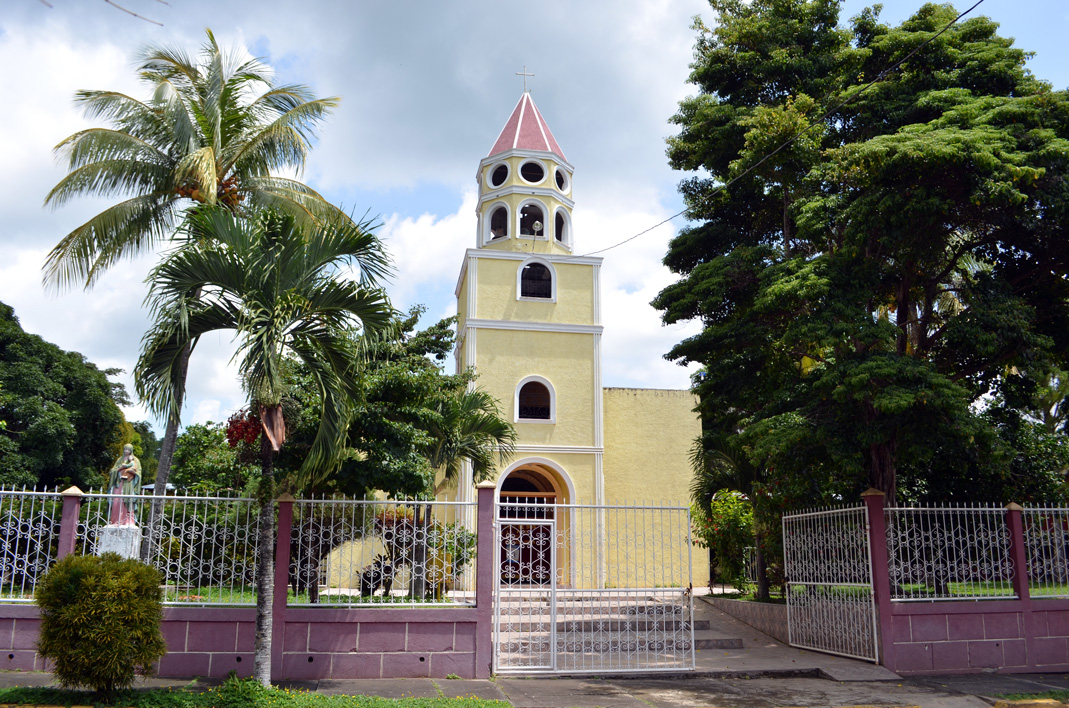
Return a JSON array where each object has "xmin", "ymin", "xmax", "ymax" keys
[
  {"xmin": 487, "ymin": 93, "xmax": 567, "ymax": 162},
  {"xmin": 478, "ymin": 148, "xmax": 574, "ymax": 174}
]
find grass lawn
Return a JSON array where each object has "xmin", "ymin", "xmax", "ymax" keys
[
  {"xmin": 0, "ymin": 676, "xmax": 509, "ymax": 708},
  {"xmin": 997, "ymin": 688, "xmax": 1069, "ymax": 701}
]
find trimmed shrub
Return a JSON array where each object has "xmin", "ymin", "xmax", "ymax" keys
[{"xmin": 36, "ymin": 552, "xmax": 167, "ymax": 697}]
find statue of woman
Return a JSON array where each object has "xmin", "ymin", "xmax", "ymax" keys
[{"xmin": 108, "ymin": 443, "xmax": 141, "ymax": 525}]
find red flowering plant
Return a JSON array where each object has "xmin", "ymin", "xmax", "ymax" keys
[{"xmin": 225, "ymin": 408, "xmax": 262, "ymax": 465}]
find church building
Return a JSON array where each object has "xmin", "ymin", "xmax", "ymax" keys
[{"xmin": 446, "ymin": 91, "xmax": 709, "ymax": 587}]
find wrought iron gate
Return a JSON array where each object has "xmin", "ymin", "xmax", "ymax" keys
[
  {"xmin": 493, "ymin": 499, "xmax": 694, "ymax": 674},
  {"xmin": 782, "ymin": 505, "xmax": 879, "ymax": 662}
]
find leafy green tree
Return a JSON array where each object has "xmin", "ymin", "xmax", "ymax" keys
[
  {"xmin": 44, "ymin": 28, "xmax": 356, "ymax": 505},
  {"xmin": 271, "ymin": 309, "xmax": 514, "ymax": 499},
  {"xmin": 656, "ymin": 0, "xmax": 1069, "ymax": 503},
  {"xmin": 170, "ymin": 422, "xmax": 255, "ymax": 493},
  {"xmin": 131, "ymin": 420, "xmax": 160, "ymax": 485},
  {"xmin": 0, "ymin": 302, "xmax": 124, "ymax": 488},
  {"xmin": 136, "ymin": 207, "xmax": 391, "ymax": 686}
]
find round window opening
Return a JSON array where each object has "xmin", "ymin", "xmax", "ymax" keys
[
  {"xmin": 490, "ymin": 164, "xmax": 509, "ymax": 188},
  {"xmin": 520, "ymin": 161, "xmax": 545, "ymax": 183},
  {"xmin": 555, "ymin": 168, "xmax": 569, "ymax": 192}
]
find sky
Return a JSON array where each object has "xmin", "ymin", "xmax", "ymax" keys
[{"xmin": 1, "ymin": 0, "xmax": 1067, "ymax": 434}]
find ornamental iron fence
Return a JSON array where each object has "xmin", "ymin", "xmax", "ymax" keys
[
  {"xmin": 0, "ymin": 487, "xmax": 63, "ymax": 601},
  {"xmin": 782, "ymin": 505, "xmax": 878, "ymax": 663},
  {"xmin": 884, "ymin": 504, "xmax": 1015, "ymax": 601},
  {"xmin": 73, "ymin": 491, "xmax": 260, "ymax": 605},
  {"xmin": 1023, "ymin": 507, "xmax": 1069, "ymax": 598},
  {"xmin": 288, "ymin": 497, "xmax": 476, "ymax": 607}
]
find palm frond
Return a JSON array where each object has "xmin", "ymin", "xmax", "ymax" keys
[{"xmin": 43, "ymin": 193, "xmax": 179, "ymax": 290}]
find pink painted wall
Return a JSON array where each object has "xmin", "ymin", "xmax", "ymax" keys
[{"xmin": 865, "ymin": 493, "xmax": 1069, "ymax": 675}]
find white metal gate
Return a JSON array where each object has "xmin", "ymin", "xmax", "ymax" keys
[
  {"xmin": 782, "ymin": 505, "xmax": 879, "ymax": 663},
  {"xmin": 493, "ymin": 499, "xmax": 694, "ymax": 674}
]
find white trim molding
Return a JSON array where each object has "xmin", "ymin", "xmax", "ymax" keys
[
  {"xmin": 514, "ymin": 375, "xmax": 556, "ymax": 424},
  {"xmin": 465, "ymin": 318, "xmax": 604, "ymax": 335},
  {"xmin": 496, "ymin": 457, "xmax": 577, "ymax": 503},
  {"xmin": 512, "ymin": 444, "xmax": 604, "ymax": 454},
  {"xmin": 478, "ymin": 149, "xmax": 575, "ymax": 174}
]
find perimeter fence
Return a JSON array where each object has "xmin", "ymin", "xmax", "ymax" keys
[{"xmin": 0, "ymin": 486, "xmax": 476, "ymax": 607}]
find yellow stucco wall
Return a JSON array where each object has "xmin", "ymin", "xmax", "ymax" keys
[
  {"xmin": 601, "ymin": 387, "xmax": 709, "ymax": 586},
  {"xmin": 474, "ymin": 328, "xmax": 597, "ymax": 447},
  {"xmin": 471, "ymin": 256, "xmax": 595, "ymax": 324}
]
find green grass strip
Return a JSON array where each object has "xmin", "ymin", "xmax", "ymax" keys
[{"xmin": 0, "ymin": 676, "xmax": 510, "ymax": 708}]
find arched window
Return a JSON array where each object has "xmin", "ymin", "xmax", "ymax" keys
[
  {"xmin": 519, "ymin": 202, "xmax": 545, "ymax": 237},
  {"xmin": 554, "ymin": 209, "xmax": 568, "ymax": 245},
  {"xmin": 554, "ymin": 166, "xmax": 570, "ymax": 193},
  {"xmin": 516, "ymin": 377, "xmax": 555, "ymax": 422},
  {"xmin": 520, "ymin": 262, "xmax": 552, "ymax": 299},
  {"xmin": 489, "ymin": 205, "xmax": 508, "ymax": 241}
]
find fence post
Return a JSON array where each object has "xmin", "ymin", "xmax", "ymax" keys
[
  {"xmin": 862, "ymin": 488, "xmax": 895, "ymax": 670},
  {"xmin": 474, "ymin": 482, "xmax": 496, "ymax": 679},
  {"xmin": 57, "ymin": 486, "xmax": 84, "ymax": 560},
  {"xmin": 1006, "ymin": 503, "xmax": 1030, "ymax": 601},
  {"xmin": 1005, "ymin": 501, "xmax": 1036, "ymax": 667},
  {"xmin": 272, "ymin": 494, "xmax": 295, "ymax": 679}
]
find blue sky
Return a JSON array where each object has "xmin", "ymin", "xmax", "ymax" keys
[{"xmin": 0, "ymin": 0, "xmax": 1064, "ymax": 434}]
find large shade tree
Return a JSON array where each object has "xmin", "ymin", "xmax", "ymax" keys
[
  {"xmin": 135, "ymin": 207, "xmax": 392, "ymax": 685},
  {"xmin": 44, "ymin": 29, "xmax": 352, "ymax": 500},
  {"xmin": 0, "ymin": 302, "xmax": 126, "ymax": 488},
  {"xmin": 655, "ymin": 0, "xmax": 1069, "ymax": 503}
]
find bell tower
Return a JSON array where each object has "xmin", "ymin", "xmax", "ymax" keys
[
  {"xmin": 452, "ymin": 91, "xmax": 605, "ymax": 512},
  {"xmin": 475, "ymin": 92, "xmax": 574, "ymax": 254}
]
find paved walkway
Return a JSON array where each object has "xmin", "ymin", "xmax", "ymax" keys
[{"xmin": 2, "ymin": 602, "xmax": 1068, "ymax": 707}]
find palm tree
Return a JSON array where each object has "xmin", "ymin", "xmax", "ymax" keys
[
  {"xmin": 399, "ymin": 388, "xmax": 514, "ymax": 598},
  {"xmin": 135, "ymin": 207, "xmax": 392, "ymax": 686},
  {"xmin": 44, "ymin": 28, "xmax": 357, "ymax": 498},
  {"xmin": 427, "ymin": 388, "xmax": 516, "ymax": 496}
]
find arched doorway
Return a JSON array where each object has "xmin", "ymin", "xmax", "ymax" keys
[{"xmin": 498, "ymin": 464, "xmax": 565, "ymax": 586}]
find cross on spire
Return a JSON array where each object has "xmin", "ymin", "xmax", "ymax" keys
[{"xmin": 515, "ymin": 65, "xmax": 534, "ymax": 93}]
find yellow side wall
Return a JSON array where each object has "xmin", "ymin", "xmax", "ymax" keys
[
  {"xmin": 602, "ymin": 388, "xmax": 709, "ymax": 586},
  {"xmin": 473, "ymin": 257, "xmax": 595, "ymax": 324},
  {"xmin": 474, "ymin": 328, "xmax": 597, "ymax": 447}
]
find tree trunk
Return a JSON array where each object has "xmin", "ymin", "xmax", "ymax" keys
[
  {"xmin": 253, "ymin": 433, "xmax": 276, "ymax": 687},
  {"xmin": 755, "ymin": 528, "xmax": 770, "ymax": 602},
  {"xmin": 869, "ymin": 437, "xmax": 898, "ymax": 505},
  {"xmin": 141, "ymin": 341, "xmax": 192, "ymax": 563}
]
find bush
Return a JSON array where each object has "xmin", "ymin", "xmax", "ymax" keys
[
  {"xmin": 693, "ymin": 490, "xmax": 754, "ymax": 591},
  {"xmin": 36, "ymin": 552, "xmax": 167, "ymax": 698}
]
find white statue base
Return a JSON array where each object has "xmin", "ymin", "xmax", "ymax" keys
[{"xmin": 97, "ymin": 524, "xmax": 141, "ymax": 559}]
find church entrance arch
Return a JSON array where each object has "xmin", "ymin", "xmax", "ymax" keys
[{"xmin": 497, "ymin": 460, "xmax": 570, "ymax": 586}]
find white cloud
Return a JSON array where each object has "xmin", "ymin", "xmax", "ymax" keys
[{"xmin": 378, "ymin": 189, "xmax": 478, "ymax": 311}]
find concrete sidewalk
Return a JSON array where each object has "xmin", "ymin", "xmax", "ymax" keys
[{"xmin": 1, "ymin": 603, "xmax": 1068, "ymax": 707}]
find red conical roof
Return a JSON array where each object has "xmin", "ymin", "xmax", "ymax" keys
[{"xmin": 487, "ymin": 92, "xmax": 567, "ymax": 162}]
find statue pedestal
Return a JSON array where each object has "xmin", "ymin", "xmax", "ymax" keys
[{"xmin": 97, "ymin": 524, "xmax": 141, "ymax": 559}]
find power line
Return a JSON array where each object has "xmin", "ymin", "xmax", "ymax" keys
[{"xmin": 574, "ymin": 0, "xmax": 986, "ymax": 259}]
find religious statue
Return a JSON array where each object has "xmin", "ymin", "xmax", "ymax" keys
[{"xmin": 108, "ymin": 443, "xmax": 141, "ymax": 525}]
